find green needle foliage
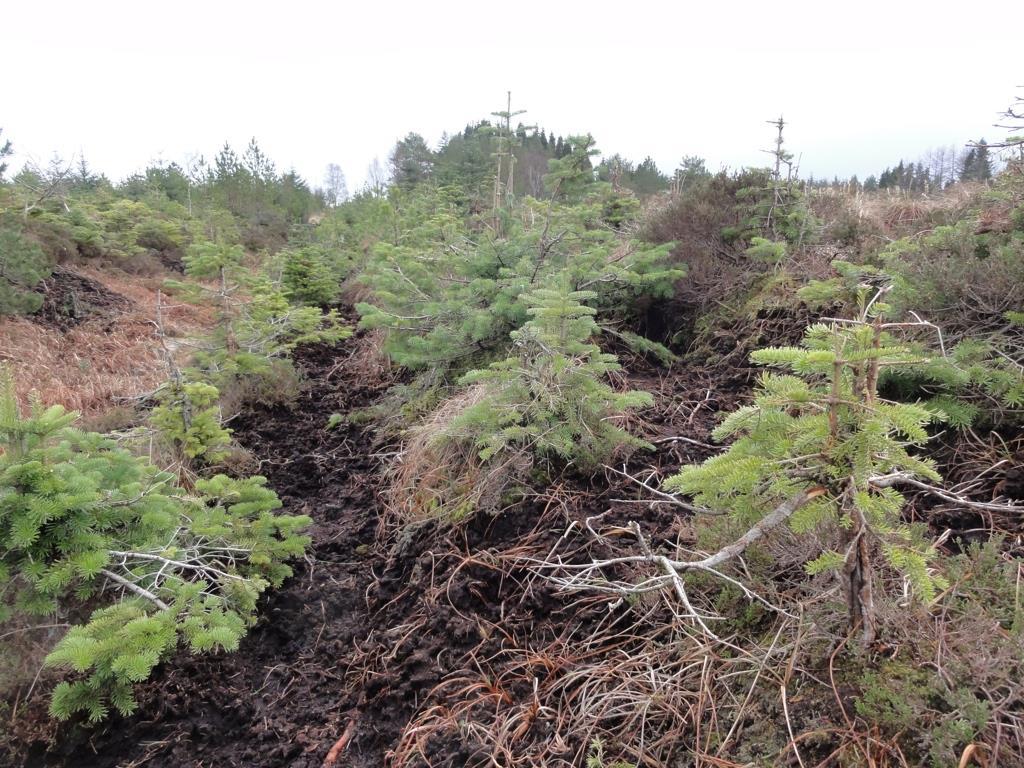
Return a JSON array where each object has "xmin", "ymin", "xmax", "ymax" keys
[
  {"xmin": 169, "ymin": 240, "xmax": 349, "ymax": 386},
  {"xmin": 0, "ymin": 369, "xmax": 310, "ymax": 721},
  {"xmin": 0, "ymin": 223, "xmax": 52, "ymax": 315},
  {"xmin": 156, "ymin": 236, "xmax": 349, "ymax": 467},
  {"xmin": 357, "ymin": 137, "xmax": 682, "ymax": 371},
  {"xmin": 447, "ymin": 286, "xmax": 653, "ymax": 469},
  {"xmin": 668, "ymin": 289, "xmax": 949, "ymax": 642},
  {"xmin": 150, "ymin": 380, "xmax": 232, "ymax": 463},
  {"xmin": 745, "ymin": 236, "xmax": 787, "ymax": 264},
  {"xmin": 801, "ymin": 260, "xmax": 1024, "ymax": 425},
  {"xmin": 281, "ymin": 244, "xmax": 341, "ymax": 306}
]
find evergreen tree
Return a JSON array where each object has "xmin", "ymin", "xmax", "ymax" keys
[
  {"xmin": 357, "ymin": 139, "xmax": 681, "ymax": 370},
  {"xmin": 959, "ymin": 148, "xmax": 977, "ymax": 182},
  {"xmin": 961, "ymin": 139, "xmax": 993, "ymax": 182},
  {"xmin": 275, "ymin": 170, "xmax": 319, "ymax": 223},
  {"xmin": 0, "ymin": 127, "xmax": 13, "ymax": 180},
  {"xmin": 0, "ymin": 224, "xmax": 51, "ymax": 314},
  {"xmin": 447, "ymin": 286, "xmax": 653, "ymax": 468},
  {"xmin": 975, "ymin": 139, "xmax": 993, "ymax": 181},
  {"xmin": 281, "ymin": 244, "xmax": 339, "ymax": 306},
  {"xmin": 673, "ymin": 156, "xmax": 710, "ymax": 192},
  {"xmin": 242, "ymin": 137, "xmax": 277, "ymax": 185},
  {"xmin": 389, "ymin": 133, "xmax": 435, "ymax": 189},
  {"xmin": 0, "ymin": 369, "xmax": 310, "ymax": 720},
  {"xmin": 433, "ymin": 124, "xmax": 494, "ymax": 195},
  {"xmin": 627, "ymin": 157, "xmax": 670, "ymax": 195},
  {"xmin": 150, "ymin": 380, "xmax": 232, "ymax": 463},
  {"xmin": 915, "ymin": 166, "xmax": 931, "ymax": 192},
  {"xmin": 172, "ymin": 239, "xmax": 347, "ymax": 385},
  {"xmin": 668, "ymin": 287, "xmax": 948, "ymax": 643}
]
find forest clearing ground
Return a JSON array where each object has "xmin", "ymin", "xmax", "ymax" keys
[
  {"xmin": 6, "ymin": 299, "xmax": 1021, "ymax": 767},
  {"xmin": 7, "ymin": 315, "xmax": 759, "ymax": 767}
]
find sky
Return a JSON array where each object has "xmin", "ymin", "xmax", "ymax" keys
[{"xmin": 3, "ymin": 1, "xmax": 1021, "ymax": 190}]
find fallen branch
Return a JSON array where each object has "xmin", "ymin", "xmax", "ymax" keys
[
  {"xmin": 107, "ymin": 549, "xmax": 247, "ymax": 581},
  {"xmin": 652, "ymin": 435, "xmax": 720, "ymax": 451},
  {"xmin": 685, "ymin": 486, "xmax": 826, "ymax": 570},
  {"xmin": 602, "ymin": 463, "xmax": 708, "ymax": 513},
  {"xmin": 100, "ymin": 568, "xmax": 169, "ymax": 610},
  {"xmin": 543, "ymin": 487, "xmax": 826, "ymax": 636},
  {"xmin": 869, "ymin": 472, "xmax": 1024, "ymax": 514}
]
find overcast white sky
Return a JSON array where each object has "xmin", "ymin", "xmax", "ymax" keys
[{"xmin": 4, "ymin": 1, "xmax": 1020, "ymax": 190}]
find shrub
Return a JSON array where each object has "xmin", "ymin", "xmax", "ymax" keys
[
  {"xmin": 132, "ymin": 217, "xmax": 185, "ymax": 253},
  {"xmin": 881, "ymin": 219, "xmax": 1024, "ymax": 337},
  {"xmin": 668, "ymin": 289, "xmax": 948, "ymax": 642},
  {"xmin": 641, "ymin": 168, "xmax": 806, "ymax": 318},
  {"xmin": 446, "ymin": 286, "xmax": 653, "ymax": 469},
  {"xmin": 0, "ymin": 224, "xmax": 51, "ymax": 315},
  {"xmin": 0, "ymin": 369, "xmax": 309, "ymax": 721},
  {"xmin": 801, "ymin": 260, "xmax": 1024, "ymax": 425},
  {"xmin": 281, "ymin": 244, "xmax": 340, "ymax": 306},
  {"xmin": 357, "ymin": 141, "xmax": 681, "ymax": 371},
  {"xmin": 150, "ymin": 380, "xmax": 232, "ymax": 463},
  {"xmin": 744, "ymin": 236, "xmax": 787, "ymax": 264},
  {"xmin": 171, "ymin": 241, "xmax": 349, "ymax": 387}
]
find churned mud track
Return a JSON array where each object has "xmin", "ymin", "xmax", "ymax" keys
[
  {"xmin": 14, "ymin": 333, "xmax": 753, "ymax": 767},
  {"xmin": 15, "ymin": 336, "xmax": 400, "ymax": 767}
]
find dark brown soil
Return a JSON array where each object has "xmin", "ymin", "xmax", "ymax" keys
[
  {"xmin": 30, "ymin": 267, "xmax": 133, "ymax": 331},
  {"xmin": 5, "ymin": 292, "xmax": 1022, "ymax": 766},
  {"xmin": 5, "ymin": 325, "xmax": 750, "ymax": 768}
]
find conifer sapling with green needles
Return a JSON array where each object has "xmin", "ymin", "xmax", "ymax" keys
[
  {"xmin": 668, "ymin": 284, "xmax": 949, "ymax": 642},
  {"xmin": 0, "ymin": 368, "xmax": 310, "ymax": 721},
  {"xmin": 447, "ymin": 285, "xmax": 653, "ymax": 469}
]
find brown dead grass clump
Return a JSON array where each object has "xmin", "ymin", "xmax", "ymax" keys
[
  {"xmin": 0, "ymin": 268, "xmax": 214, "ymax": 415},
  {"xmin": 857, "ymin": 183, "xmax": 986, "ymax": 237},
  {"xmin": 384, "ymin": 384, "xmax": 528, "ymax": 525},
  {"xmin": 344, "ymin": 327, "xmax": 393, "ymax": 383}
]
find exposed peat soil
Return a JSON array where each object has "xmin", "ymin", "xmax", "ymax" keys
[
  {"xmin": 5, "ymin": 321, "xmax": 755, "ymax": 767},
  {"xmin": 10, "ymin": 306, "xmax": 1017, "ymax": 767},
  {"xmin": 30, "ymin": 266, "xmax": 133, "ymax": 331}
]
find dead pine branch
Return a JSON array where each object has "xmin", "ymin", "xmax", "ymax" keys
[
  {"xmin": 602, "ymin": 462, "xmax": 709, "ymax": 513},
  {"xmin": 870, "ymin": 471, "xmax": 1024, "ymax": 514},
  {"xmin": 542, "ymin": 487, "xmax": 826, "ymax": 637}
]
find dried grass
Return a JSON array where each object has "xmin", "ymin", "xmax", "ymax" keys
[
  {"xmin": 344, "ymin": 327, "xmax": 393, "ymax": 384},
  {"xmin": 384, "ymin": 384, "xmax": 528, "ymax": 525},
  {"xmin": 385, "ymin": 501, "xmax": 1024, "ymax": 768},
  {"xmin": 0, "ymin": 268, "xmax": 214, "ymax": 415},
  {"xmin": 856, "ymin": 184, "xmax": 987, "ymax": 237}
]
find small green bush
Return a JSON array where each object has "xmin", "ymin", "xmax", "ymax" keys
[
  {"xmin": 151, "ymin": 380, "xmax": 232, "ymax": 462},
  {"xmin": 357, "ymin": 142, "xmax": 681, "ymax": 371},
  {"xmin": 668, "ymin": 292, "xmax": 949, "ymax": 641},
  {"xmin": 281, "ymin": 244, "xmax": 339, "ymax": 306},
  {"xmin": 0, "ymin": 225, "xmax": 51, "ymax": 315},
  {"xmin": 447, "ymin": 286, "xmax": 653, "ymax": 469},
  {"xmin": 0, "ymin": 369, "xmax": 309, "ymax": 721},
  {"xmin": 744, "ymin": 236, "xmax": 787, "ymax": 264}
]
